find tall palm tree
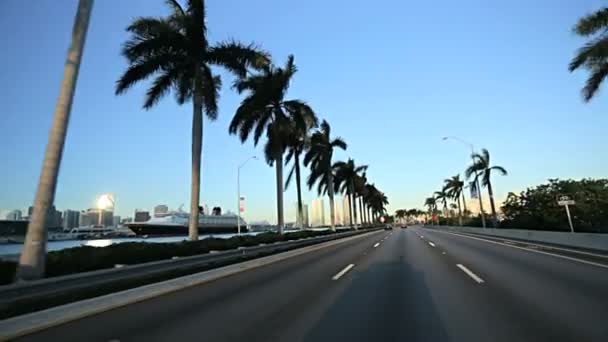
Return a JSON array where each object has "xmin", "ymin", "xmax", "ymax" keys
[
  {"xmin": 364, "ymin": 183, "xmax": 378, "ymax": 223},
  {"xmin": 434, "ymin": 189, "xmax": 449, "ymax": 224},
  {"xmin": 17, "ymin": 0, "xmax": 94, "ymax": 281},
  {"xmin": 369, "ymin": 189, "xmax": 389, "ymax": 221},
  {"xmin": 424, "ymin": 197, "xmax": 436, "ymax": 225},
  {"xmin": 569, "ymin": 7, "xmax": 608, "ymax": 102},
  {"xmin": 334, "ymin": 159, "xmax": 367, "ymax": 229},
  {"xmin": 284, "ymin": 113, "xmax": 318, "ymax": 228},
  {"xmin": 465, "ymin": 148, "xmax": 508, "ymax": 227},
  {"xmin": 354, "ymin": 172, "xmax": 368, "ymax": 226},
  {"xmin": 229, "ymin": 55, "xmax": 315, "ymax": 234},
  {"xmin": 303, "ymin": 120, "xmax": 347, "ymax": 231},
  {"xmin": 115, "ymin": 0, "xmax": 269, "ymax": 240},
  {"xmin": 444, "ymin": 174, "xmax": 465, "ymax": 226},
  {"xmin": 395, "ymin": 209, "xmax": 406, "ymax": 223}
]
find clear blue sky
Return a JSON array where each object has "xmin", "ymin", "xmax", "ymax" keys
[{"xmin": 1, "ymin": 0, "xmax": 607, "ymax": 222}]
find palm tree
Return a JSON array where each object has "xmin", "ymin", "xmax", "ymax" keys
[
  {"xmin": 229, "ymin": 55, "xmax": 315, "ymax": 234},
  {"xmin": 334, "ymin": 159, "xmax": 368, "ymax": 228},
  {"xmin": 395, "ymin": 209, "xmax": 406, "ymax": 223},
  {"xmin": 364, "ymin": 183, "xmax": 378, "ymax": 223},
  {"xmin": 354, "ymin": 172, "xmax": 368, "ymax": 226},
  {"xmin": 434, "ymin": 189, "xmax": 449, "ymax": 224},
  {"xmin": 424, "ymin": 197, "xmax": 436, "ymax": 225},
  {"xmin": 17, "ymin": 0, "xmax": 94, "ymax": 281},
  {"xmin": 465, "ymin": 148, "xmax": 508, "ymax": 227},
  {"xmin": 444, "ymin": 175, "xmax": 465, "ymax": 226},
  {"xmin": 367, "ymin": 186, "xmax": 388, "ymax": 222},
  {"xmin": 569, "ymin": 7, "xmax": 608, "ymax": 101},
  {"xmin": 284, "ymin": 113, "xmax": 318, "ymax": 229},
  {"xmin": 115, "ymin": 0, "xmax": 269, "ymax": 240},
  {"xmin": 303, "ymin": 120, "xmax": 347, "ymax": 231}
]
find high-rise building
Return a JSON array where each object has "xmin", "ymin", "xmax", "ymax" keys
[
  {"xmin": 295, "ymin": 203, "xmax": 309, "ymax": 228},
  {"xmin": 342, "ymin": 196, "xmax": 351, "ymax": 226},
  {"xmin": 311, "ymin": 198, "xmax": 325, "ymax": 227},
  {"xmin": 5, "ymin": 210, "xmax": 22, "ymax": 221},
  {"xmin": 154, "ymin": 204, "xmax": 169, "ymax": 217},
  {"xmin": 28, "ymin": 205, "xmax": 62, "ymax": 227},
  {"xmin": 112, "ymin": 216, "xmax": 121, "ymax": 227},
  {"xmin": 62, "ymin": 210, "xmax": 80, "ymax": 230},
  {"xmin": 134, "ymin": 210, "xmax": 151, "ymax": 222}
]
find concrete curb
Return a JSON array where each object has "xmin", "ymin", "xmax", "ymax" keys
[{"xmin": 0, "ymin": 230, "xmax": 381, "ymax": 341}]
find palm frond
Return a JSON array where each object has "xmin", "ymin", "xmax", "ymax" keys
[
  {"xmin": 165, "ymin": 0, "xmax": 186, "ymax": 16},
  {"xmin": 115, "ymin": 54, "xmax": 175, "ymax": 96},
  {"xmin": 573, "ymin": 8, "xmax": 608, "ymax": 36},
  {"xmin": 197, "ymin": 64, "xmax": 221, "ymax": 120},
  {"xmin": 568, "ymin": 36, "xmax": 608, "ymax": 72},
  {"xmin": 143, "ymin": 67, "xmax": 181, "ymax": 109},
  {"xmin": 491, "ymin": 165, "xmax": 508, "ymax": 176},
  {"xmin": 208, "ymin": 41, "xmax": 270, "ymax": 77},
  {"xmin": 582, "ymin": 61, "xmax": 608, "ymax": 101},
  {"xmin": 284, "ymin": 163, "xmax": 295, "ymax": 189}
]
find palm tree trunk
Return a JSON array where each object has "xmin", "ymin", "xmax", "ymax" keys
[
  {"xmin": 358, "ymin": 196, "xmax": 363, "ymax": 226},
  {"xmin": 188, "ymin": 93, "xmax": 203, "ymax": 242},
  {"xmin": 294, "ymin": 152, "xmax": 303, "ymax": 229},
  {"xmin": 461, "ymin": 191, "xmax": 468, "ymax": 214},
  {"xmin": 275, "ymin": 154, "xmax": 285, "ymax": 234},
  {"xmin": 457, "ymin": 196, "xmax": 463, "ymax": 226},
  {"xmin": 351, "ymin": 182, "xmax": 358, "ymax": 229},
  {"xmin": 327, "ymin": 172, "xmax": 336, "ymax": 231},
  {"xmin": 348, "ymin": 193, "xmax": 354, "ymax": 228},
  {"xmin": 17, "ymin": 0, "xmax": 93, "ymax": 281},
  {"xmin": 474, "ymin": 175, "xmax": 487, "ymax": 228},
  {"xmin": 487, "ymin": 180, "xmax": 498, "ymax": 227}
]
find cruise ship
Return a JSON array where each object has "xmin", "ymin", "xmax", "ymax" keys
[{"xmin": 126, "ymin": 210, "xmax": 248, "ymax": 236}]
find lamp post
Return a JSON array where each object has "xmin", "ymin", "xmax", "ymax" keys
[
  {"xmin": 442, "ymin": 136, "xmax": 486, "ymax": 228},
  {"xmin": 237, "ymin": 156, "xmax": 257, "ymax": 235}
]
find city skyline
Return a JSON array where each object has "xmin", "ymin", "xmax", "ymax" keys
[{"xmin": 1, "ymin": 1, "xmax": 607, "ymax": 224}]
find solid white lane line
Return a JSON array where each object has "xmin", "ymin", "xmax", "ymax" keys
[
  {"xmin": 456, "ymin": 264, "xmax": 484, "ymax": 284},
  {"xmin": 435, "ymin": 231, "xmax": 608, "ymax": 270},
  {"xmin": 373, "ymin": 242, "xmax": 380, "ymax": 248},
  {"xmin": 332, "ymin": 264, "xmax": 355, "ymax": 280},
  {"xmin": 428, "ymin": 242, "xmax": 436, "ymax": 247}
]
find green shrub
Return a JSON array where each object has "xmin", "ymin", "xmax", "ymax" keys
[
  {"xmin": 1, "ymin": 228, "xmax": 358, "ymax": 283},
  {"xmin": 0, "ymin": 260, "xmax": 17, "ymax": 285}
]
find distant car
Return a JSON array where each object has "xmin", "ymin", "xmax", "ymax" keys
[
  {"xmin": 384, "ymin": 224, "xmax": 393, "ymax": 230},
  {"xmin": 400, "ymin": 224, "xmax": 407, "ymax": 229}
]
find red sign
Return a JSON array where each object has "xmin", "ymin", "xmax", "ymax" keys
[{"xmin": 239, "ymin": 197, "xmax": 245, "ymax": 213}]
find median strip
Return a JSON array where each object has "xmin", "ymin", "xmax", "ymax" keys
[{"xmin": 332, "ymin": 264, "xmax": 355, "ymax": 280}]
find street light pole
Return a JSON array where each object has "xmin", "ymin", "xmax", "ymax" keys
[
  {"xmin": 237, "ymin": 156, "xmax": 257, "ymax": 235},
  {"xmin": 442, "ymin": 136, "xmax": 487, "ymax": 228}
]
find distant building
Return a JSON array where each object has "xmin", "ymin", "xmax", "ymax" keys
[
  {"xmin": 121, "ymin": 217, "xmax": 133, "ymax": 224},
  {"xmin": 62, "ymin": 210, "xmax": 80, "ymax": 230},
  {"xmin": 154, "ymin": 204, "xmax": 169, "ymax": 217},
  {"xmin": 5, "ymin": 210, "xmax": 22, "ymax": 221},
  {"xmin": 134, "ymin": 210, "xmax": 151, "ymax": 222},
  {"xmin": 79, "ymin": 210, "xmax": 94, "ymax": 227},
  {"xmin": 28, "ymin": 205, "xmax": 62, "ymax": 228},
  {"xmin": 342, "ymin": 196, "xmax": 351, "ymax": 226},
  {"xmin": 295, "ymin": 203, "xmax": 309, "ymax": 228},
  {"xmin": 311, "ymin": 198, "xmax": 325, "ymax": 227},
  {"xmin": 112, "ymin": 216, "xmax": 121, "ymax": 227}
]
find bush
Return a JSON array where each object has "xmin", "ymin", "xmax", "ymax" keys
[
  {"xmin": 1, "ymin": 228, "xmax": 355, "ymax": 283},
  {"xmin": 0, "ymin": 260, "xmax": 17, "ymax": 285}
]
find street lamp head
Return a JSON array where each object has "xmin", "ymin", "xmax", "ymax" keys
[
  {"xmin": 252, "ymin": 156, "xmax": 258, "ymax": 160},
  {"xmin": 442, "ymin": 137, "xmax": 448, "ymax": 140}
]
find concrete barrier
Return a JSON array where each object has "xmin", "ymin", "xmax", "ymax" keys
[{"xmin": 425, "ymin": 226, "xmax": 608, "ymax": 252}]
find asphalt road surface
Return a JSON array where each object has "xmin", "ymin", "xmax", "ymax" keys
[{"xmin": 17, "ymin": 226, "xmax": 608, "ymax": 342}]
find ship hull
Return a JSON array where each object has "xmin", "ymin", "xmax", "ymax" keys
[{"xmin": 126, "ymin": 223, "xmax": 248, "ymax": 236}]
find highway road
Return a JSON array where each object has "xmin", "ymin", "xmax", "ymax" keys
[{"xmin": 16, "ymin": 226, "xmax": 608, "ymax": 341}]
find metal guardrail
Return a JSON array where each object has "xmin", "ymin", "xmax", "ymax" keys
[{"xmin": 0, "ymin": 228, "xmax": 381, "ymax": 317}]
